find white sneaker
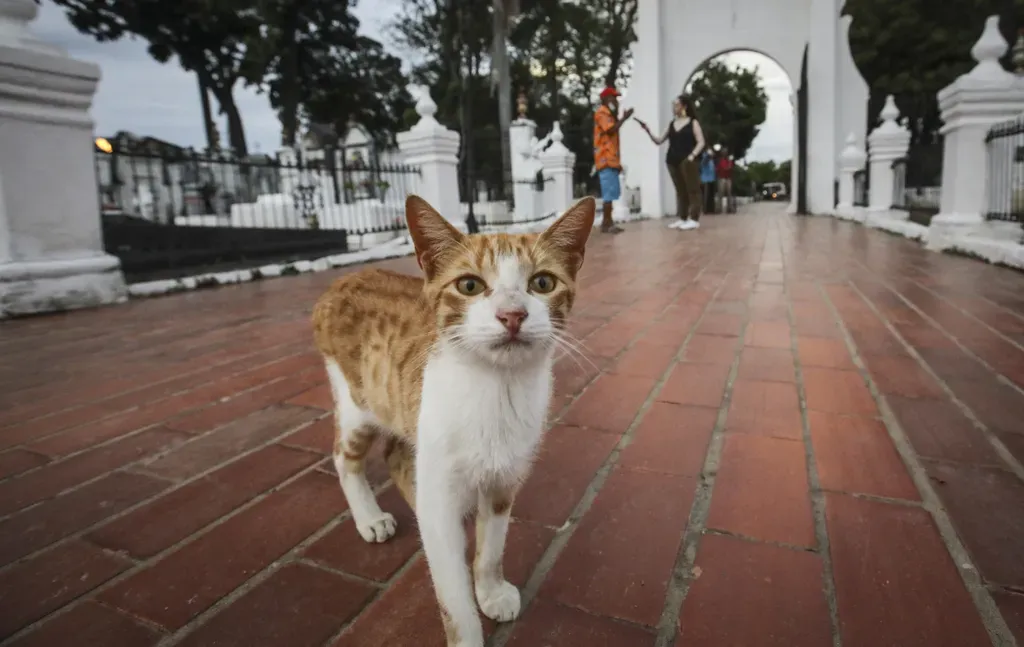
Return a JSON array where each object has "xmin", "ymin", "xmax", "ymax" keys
[
  {"xmin": 668, "ymin": 220, "xmax": 685, "ymax": 229},
  {"xmin": 689, "ymin": 220, "xmax": 701, "ymax": 230},
  {"xmin": 679, "ymin": 219, "xmax": 697, "ymax": 230}
]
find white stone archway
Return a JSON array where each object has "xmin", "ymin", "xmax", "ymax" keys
[
  {"xmin": 620, "ymin": 0, "xmax": 868, "ymax": 217},
  {"xmin": 678, "ymin": 49, "xmax": 797, "ymax": 211}
]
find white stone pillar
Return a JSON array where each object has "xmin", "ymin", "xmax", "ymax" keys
[
  {"xmin": 509, "ymin": 118, "xmax": 538, "ymax": 222},
  {"xmin": 789, "ymin": 90, "xmax": 800, "ymax": 213},
  {"xmin": 806, "ymin": 0, "xmax": 840, "ymax": 214},
  {"xmin": 509, "ymin": 117, "xmax": 536, "ymax": 181},
  {"xmin": 277, "ymin": 146, "xmax": 299, "ymax": 198},
  {"xmin": 837, "ymin": 133, "xmax": 867, "ymax": 214},
  {"xmin": 612, "ymin": 167, "xmax": 630, "ymax": 224},
  {"xmin": 867, "ymin": 96, "xmax": 911, "ymax": 211},
  {"xmin": 0, "ymin": 0, "xmax": 128, "ymax": 318},
  {"xmin": 928, "ymin": 15, "xmax": 1024, "ymax": 250},
  {"xmin": 836, "ymin": 16, "xmax": 869, "ymax": 176},
  {"xmin": 539, "ymin": 122, "xmax": 575, "ymax": 218},
  {"xmin": 396, "ymin": 85, "xmax": 463, "ymax": 229},
  {"xmin": 620, "ymin": 0, "xmax": 664, "ymax": 218}
]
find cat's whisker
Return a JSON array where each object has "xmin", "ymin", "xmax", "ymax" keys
[
  {"xmin": 548, "ymin": 336, "xmax": 594, "ymax": 374},
  {"xmin": 549, "ymin": 326, "xmax": 593, "ymax": 353},
  {"xmin": 548, "ymin": 330, "xmax": 596, "ymax": 371}
]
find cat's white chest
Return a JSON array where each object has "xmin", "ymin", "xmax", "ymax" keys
[{"xmin": 418, "ymin": 351, "xmax": 552, "ymax": 489}]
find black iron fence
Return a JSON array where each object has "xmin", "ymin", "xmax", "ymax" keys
[
  {"xmin": 853, "ymin": 169, "xmax": 868, "ymax": 207},
  {"xmin": 475, "ymin": 176, "xmax": 556, "ymax": 228},
  {"xmin": 984, "ymin": 117, "xmax": 1024, "ymax": 226},
  {"xmin": 890, "ymin": 140, "xmax": 942, "ymax": 225},
  {"xmin": 891, "ymin": 158, "xmax": 907, "ymax": 209},
  {"xmin": 94, "ymin": 140, "xmax": 419, "ymax": 282},
  {"xmin": 456, "ymin": 121, "xmax": 641, "ymax": 226}
]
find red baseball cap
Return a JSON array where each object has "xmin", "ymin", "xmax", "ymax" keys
[{"xmin": 599, "ymin": 87, "xmax": 620, "ymax": 99}]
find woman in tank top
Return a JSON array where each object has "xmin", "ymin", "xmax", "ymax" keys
[{"xmin": 635, "ymin": 94, "xmax": 707, "ymax": 230}]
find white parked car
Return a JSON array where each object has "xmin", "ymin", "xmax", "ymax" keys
[{"xmin": 761, "ymin": 182, "xmax": 787, "ymax": 201}]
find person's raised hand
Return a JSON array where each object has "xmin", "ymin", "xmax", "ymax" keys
[
  {"xmin": 635, "ymin": 117, "xmax": 650, "ymax": 131},
  {"xmin": 623, "ymin": 107, "xmax": 635, "ymax": 120}
]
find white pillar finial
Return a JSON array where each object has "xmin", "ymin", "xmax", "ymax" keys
[
  {"xmin": 551, "ymin": 122, "xmax": 564, "ymax": 144},
  {"xmin": 967, "ymin": 15, "xmax": 1014, "ymax": 82},
  {"xmin": 406, "ymin": 84, "xmax": 441, "ymax": 131},
  {"xmin": 880, "ymin": 95, "xmax": 899, "ymax": 123},
  {"xmin": 840, "ymin": 132, "xmax": 866, "ymax": 170},
  {"xmin": 396, "ymin": 89, "xmax": 462, "ymax": 228},
  {"xmin": 973, "ymin": 15, "xmax": 1008, "ymax": 63},
  {"xmin": 837, "ymin": 131, "xmax": 866, "ymax": 211},
  {"xmin": 0, "ymin": 0, "xmax": 62, "ymax": 54}
]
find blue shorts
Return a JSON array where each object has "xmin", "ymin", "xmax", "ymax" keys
[{"xmin": 598, "ymin": 168, "xmax": 621, "ymax": 202}]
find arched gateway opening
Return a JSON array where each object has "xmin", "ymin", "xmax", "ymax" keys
[
  {"xmin": 620, "ymin": 0, "xmax": 868, "ymax": 218},
  {"xmin": 679, "ymin": 49, "xmax": 798, "ymax": 214}
]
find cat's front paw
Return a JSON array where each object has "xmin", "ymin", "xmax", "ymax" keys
[
  {"xmin": 476, "ymin": 580, "xmax": 521, "ymax": 622},
  {"xmin": 356, "ymin": 512, "xmax": 397, "ymax": 543}
]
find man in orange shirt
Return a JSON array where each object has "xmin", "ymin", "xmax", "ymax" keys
[{"xmin": 593, "ymin": 87, "xmax": 633, "ymax": 234}]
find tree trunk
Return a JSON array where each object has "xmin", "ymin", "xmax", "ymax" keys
[
  {"xmin": 198, "ymin": 77, "xmax": 218, "ymax": 151},
  {"xmin": 547, "ymin": 28, "xmax": 559, "ymax": 116},
  {"xmin": 277, "ymin": 9, "xmax": 302, "ymax": 148},
  {"xmin": 203, "ymin": 70, "xmax": 249, "ymax": 159},
  {"xmin": 457, "ymin": 6, "xmax": 479, "ymax": 233},
  {"xmin": 493, "ymin": 0, "xmax": 512, "ymax": 199},
  {"xmin": 218, "ymin": 90, "xmax": 249, "ymax": 158},
  {"xmin": 278, "ymin": 52, "xmax": 299, "ymax": 147},
  {"xmin": 280, "ymin": 104, "xmax": 298, "ymax": 147},
  {"xmin": 605, "ymin": 47, "xmax": 622, "ymax": 88},
  {"xmin": 604, "ymin": 0, "xmax": 638, "ymax": 89},
  {"xmin": 279, "ymin": 73, "xmax": 299, "ymax": 148}
]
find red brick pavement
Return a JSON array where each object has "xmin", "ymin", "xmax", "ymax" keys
[{"xmin": 1, "ymin": 203, "xmax": 1023, "ymax": 646}]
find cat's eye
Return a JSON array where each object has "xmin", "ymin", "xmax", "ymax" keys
[
  {"xmin": 529, "ymin": 273, "xmax": 557, "ymax": 294},
  {"xmin": 455, "ymin": 276, "xmax": 486, "ymax": 296}
]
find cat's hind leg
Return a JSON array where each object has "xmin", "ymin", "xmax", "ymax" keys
[{"xmin": 325, "ymin": 359, "xmax": 397, "ymax": 543}]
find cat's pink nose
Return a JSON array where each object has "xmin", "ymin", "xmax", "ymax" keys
[{"xmin": 496, "ymin": 308, "xmax": 528, "ymax": 336}]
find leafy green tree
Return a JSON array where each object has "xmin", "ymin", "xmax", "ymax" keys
[
  {"xmin": 299, "ymin": 39, "xmax": 412, "ymax": 148},
  {"xmin": 845, "ymin": 0, "xmax": 1024, "ymax": 146},
  {"xmin": 246, "ymin": 0, "xmax": 358, "ymax": 146},
  {"xmin": 392, "ymin": 0, "xmax": 491, "ymax": 128},
  {"xmin": 685, "ymin": 60, "xmax": 769, "ymax": 160},
  {"xmin": 50, "ymin": 0, "xmax": 260, "ymax": 156},
  {"xmin": 392, "ymin": 0, "xmax": 640, "ymax": 196},
  {"xmin": 594, "ymin": 0, "xmax": 638, "ymax": 88},
  {"xmin": 248, "ymin": 0, "xmax": 410, "ymax": 147}
]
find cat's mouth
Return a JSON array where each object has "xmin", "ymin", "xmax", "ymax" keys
[{"xmin": 490, "ymin": 337, "xmax": 532, "ymax": 350}]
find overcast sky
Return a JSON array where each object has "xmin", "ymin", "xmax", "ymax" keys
[{"xmin": 35, "ymin": 0, "xmax": 792, "ymax": 162}]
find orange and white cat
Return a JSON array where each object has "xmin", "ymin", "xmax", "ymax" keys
[{"xmin": 312, "ymin": 194, "xmax": 595, "ymax": 646}]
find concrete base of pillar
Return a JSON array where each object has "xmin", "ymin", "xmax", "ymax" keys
[
  {"xmin": 0, "ymin": 253, "xmax": 128, "ymax": 319},
  {"xmin": 925, "ymin": 213, "xmax": 986, "ymax": 251},
  {"xmin": 943, "ymin": 235, "xmax": 1024, "ymax": 270},
  {"xmin": 865, "ymin": 210, "xmax": 928, "ymax": 241},
  {"xmin": 982, "ymin": 219, "xmax": 1024, "ymax": 243},
  {"xmin": 832, "ymin": 205, "xmax": 868, "ymax": 222}
]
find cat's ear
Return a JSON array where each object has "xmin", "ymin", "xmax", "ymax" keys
[
  {"xmin": 538, "ymin": 196, "xmax": 596, "ymax": 272},
  {"xmin": 405, "ymin": 195, "xmax": 466, "ymax": 278}
]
